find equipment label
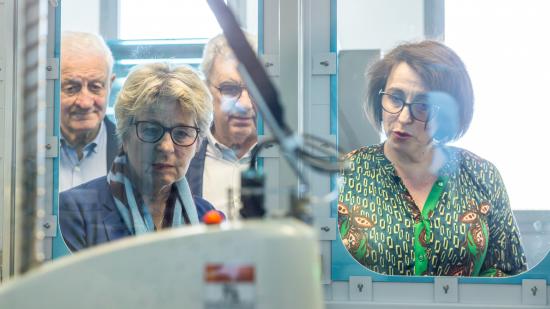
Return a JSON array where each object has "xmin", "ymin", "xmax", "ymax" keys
[{"xmin": 204, "ymin": 264, "xmax": 256, "ymax": 309}]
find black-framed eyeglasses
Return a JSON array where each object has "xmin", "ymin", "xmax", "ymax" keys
[
  {"xmin": 379, "ymin": 89, "xmax": 440, "ymax": 123},
  {"xmin": 213, "ymin": 81, "xmax": 251, "ymax": 101},
  {"xmin": 134, "ymin": 121, "xmax": 200, "ymax": 147}
]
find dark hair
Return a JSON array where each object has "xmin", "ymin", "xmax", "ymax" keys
[{"xmin": 365, "ymin": 40, "xmax": 474, "ymax": 143}]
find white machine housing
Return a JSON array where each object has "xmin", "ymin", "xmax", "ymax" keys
[{"xmin": 0, "ymin": 219, "xmax": 323, "ymax": 309}]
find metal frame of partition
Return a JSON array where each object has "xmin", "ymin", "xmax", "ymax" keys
[
  {"xmin": 0, "ymin": 0, "xmax": 59, "ymax": 278},
  {"xmin": 0, "ymin": 0, "xmax": 18, "ymax": 280},
  {"xmin": 1, "ymin": 0, "xmax": 548, "ymax": 307},
  {"xmin": 16, "ymin": 0, "xmax": 49, "ymax": 274}
]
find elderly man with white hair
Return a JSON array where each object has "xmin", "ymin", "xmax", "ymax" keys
[{"xmin": 59, "ymin": 31, "xmax": 118, "ymax": 191}]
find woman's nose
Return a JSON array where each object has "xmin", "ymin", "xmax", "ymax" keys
[
  {"xmin": 397, "ymin": 104, "xmax": 414, "ymax": 123},
  {"xmin": 156, "ymin": 131, "xmax": 175, "ymax": 152}
]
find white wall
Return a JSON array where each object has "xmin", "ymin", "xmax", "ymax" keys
[
  {"xmin": 60, "ymin": 0, "xmax": 101, "ymax": 33},
  {"xmin": 446, "ymin": 0, "xmax": 550, "ymax": 211},
  {"xmin": 246, "ymin": 0, "xmax": 258, "ymax": 35},
  {"xmin": 336, "ymin": 0, "xmax": 425, "ymax": 151},
  {"xmin": 337, "ymin": 0, "xmax": 424, "ymax": 52}
]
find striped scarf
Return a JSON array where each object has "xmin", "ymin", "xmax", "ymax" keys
[{"xmin": 107, "ymin": 153, "xmax": 199, "ymax": 235}]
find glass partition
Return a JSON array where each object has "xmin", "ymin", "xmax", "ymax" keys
[
  {"xmin": 54, "ymin": 0, "xmax": 550, "ymax": 281},
  {"xmin": 54, "ymin": 0, "xmax": 258, "ymax": 257},
  {"xmin": 336, "ymin": 0, "xmax": 550, "ymax": 278}
]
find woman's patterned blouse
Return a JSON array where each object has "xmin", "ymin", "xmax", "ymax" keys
[{"xmin": 338, "ymin": 144, "xmax": 527, "ymax": 276}]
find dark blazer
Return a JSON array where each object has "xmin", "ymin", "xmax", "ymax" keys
[
  {"xmin": 104, "ymin": 117, "xmax": 119, "ymax": 168},
  {"xmin": 185, "ymin": 139, "xmax": 208, "ymax": 197},
  {"xmin": 59, "ymin": 176, "xmax": 216, "ymax": 252}
]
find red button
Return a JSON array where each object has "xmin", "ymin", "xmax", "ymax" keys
[{"xmin": 203, "ymin": 210, "xmax": 224, "ymax": 225}]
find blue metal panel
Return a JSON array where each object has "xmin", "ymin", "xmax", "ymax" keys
[
  {"xmin": 329, "ymin": 0, "xmax": 338, "ymax": 219},
  {"xmin": 257, "ymin": 0, "xmax": 265, "ymax": 137},
  {"xmin": 329, "ymin": 0, "xmax": 337, "ymax": 136},
  {"xmin": 257, "ymin": 0, "xmax": 265, "ymax": 169},
  {"xmin": 52, "ymin": 2, "xmax": 70, "ymax": 259}
]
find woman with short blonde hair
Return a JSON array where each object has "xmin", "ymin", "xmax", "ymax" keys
[{"xmin": 60, "ymin": 63, "xmax": 220, "ymax": 252}]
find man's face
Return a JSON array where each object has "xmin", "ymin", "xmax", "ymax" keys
[
  {"xmin": 60, "ymin": 53, "xmax": 111, "ymax": 140},
  {"xmin": 209, "ymin": 56, "xmax": 257, "ymax": 147}
]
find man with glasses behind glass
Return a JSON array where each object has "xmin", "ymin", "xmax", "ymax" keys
[{"xmin": 186, "ymin": 33, "xmax": 258, "ymax": 218}]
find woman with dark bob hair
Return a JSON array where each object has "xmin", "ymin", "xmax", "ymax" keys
[
  {"xmin": 60, "ymin": 63, "xmax": 220, "ymax": 252},
  {"xmin": 338, "ymin": 41, "xmax": 526, "ymax": 276}
]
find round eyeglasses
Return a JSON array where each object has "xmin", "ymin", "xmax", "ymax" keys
[
  {"xmin": 379, "ymin": 89, "xmax": 440, "ymax": 123},
  {"xmin": 213, "ymin": 81, "xmax": 252, "ymax": 101},
  {"xmin": 134, "ymin": 121, "xmax": 200, "ymax": 147}
]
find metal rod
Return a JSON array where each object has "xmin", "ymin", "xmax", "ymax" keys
[{"xmin": 17, "ymin": 0, "xmax": 49, "ymax": 274}]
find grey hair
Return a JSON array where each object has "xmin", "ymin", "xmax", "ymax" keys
[
  {"xmin": 114, "ymin": 63, "xmax": 213, "ymax": 144},
  {"xmin": 200, "ymin": 32, "xmax": 258, "ymax": 82},
  {"xmin": 61, "ymin": 31, "xmax": 114, "ymax": 78}
]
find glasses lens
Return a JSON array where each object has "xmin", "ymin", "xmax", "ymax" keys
[
  {"xmin": 137, "ymin": 122, "xmax": 163, "ymax": 142},
  {"xmin": 411, "ymin": 103, "xmax": 440, "ymax": 122},
  {"xmin": 218, "ymin": 83, "xmax": 243, "ymax": 99},
  {"xmin": 381, "ymin": 94, "xmax": 404, "ymax": 113},
  {"xmin": 171, "ymin": 127, "xmax": 198, "ymax": 146},
  {"xmin": 410, "ymin": 103, "xmax": 430, "ymax": 122}
]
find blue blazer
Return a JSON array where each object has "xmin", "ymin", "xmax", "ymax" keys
[{"xmin": 59, "ymin": 176, "xmax": 216, "ymax": 252}]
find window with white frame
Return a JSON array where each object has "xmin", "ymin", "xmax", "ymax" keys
[{"xmin": 119, "ymin": 0, "xmax": 222, "ymax": 40}]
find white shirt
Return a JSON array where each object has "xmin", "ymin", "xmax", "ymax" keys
[
  {"xmin": 59, "ymin": 121, "xmax": 107, "ymax": 192},
  {"xmin": 202, "ymin": 133, "xmax": 254, "ymax": 219}
]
